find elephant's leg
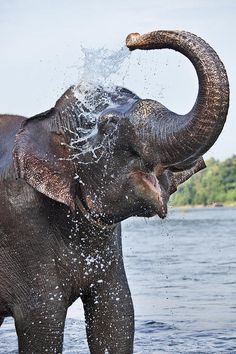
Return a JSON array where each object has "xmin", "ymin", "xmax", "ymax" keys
[
  {"xmin": 14, "ymin": 304, "xmax": 67, "ymax": 354},
  {"xmin": 82, "ymin": 278, "xmax": 134, "ymax": 354}
]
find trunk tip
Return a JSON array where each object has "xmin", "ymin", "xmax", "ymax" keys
[{"xmin": 126, "ymin": 32, "xmax": 141, "ymax": 50}]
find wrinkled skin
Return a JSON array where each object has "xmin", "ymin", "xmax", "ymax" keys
[{"xmin": 0, "ymin": 30, "xmax": 229, "ymax": 353}]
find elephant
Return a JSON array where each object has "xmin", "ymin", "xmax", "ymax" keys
[{"xmin": 0, "ymin": 30, "xmax": 229, "ymax": 354}]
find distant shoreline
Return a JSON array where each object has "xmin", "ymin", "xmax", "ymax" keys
[
  {"xmin": 170, "ymin": 203, "xmax": 236, "ymax": 209},
  {"xmin": 170, "ymin": 156, "xmax": 236, "ymax": 208}
]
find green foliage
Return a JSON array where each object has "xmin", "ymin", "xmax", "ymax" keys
[{"xmin": 170, "ymin": 155, "xmax": 236, "ymax": 206}]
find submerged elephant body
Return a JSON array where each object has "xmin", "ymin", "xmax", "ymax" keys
[{"xmin": 0, "ymin": 30, "xmax": 229, "ymax": 353}]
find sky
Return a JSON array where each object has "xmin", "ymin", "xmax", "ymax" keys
[{"xmin": 0, "ymin": 0, "xmax": 235, "ymax": 160}]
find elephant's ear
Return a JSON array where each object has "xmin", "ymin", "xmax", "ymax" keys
[{"xmin": 13, "ymin": 109, "xmax": 76, "ymax": 210}]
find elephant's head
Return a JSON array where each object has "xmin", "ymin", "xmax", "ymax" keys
[{"xmin": 13, "ymin": 30, "xmax": 229, "ymax": 224}]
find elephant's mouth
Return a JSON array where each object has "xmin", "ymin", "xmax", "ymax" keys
[{"xmin": 130, "ymin": 170, "xmax": 168, "ymax": 218}]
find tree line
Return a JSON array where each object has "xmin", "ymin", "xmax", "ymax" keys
[{"xmin": 170, "ymin": 155, "xmax": 236, "ymax": 206}]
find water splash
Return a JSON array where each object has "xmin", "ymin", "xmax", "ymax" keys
[
  {"xmin": 67, "ymin": 46, "xmax": 131, "ymax": 164},
  {"xmin": 78, "ymin": 46, "xmax": 130, "ymax": 86}
]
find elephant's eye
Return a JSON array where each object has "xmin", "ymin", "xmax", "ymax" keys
[
  {"xmin": 130, "ymin": 147, "xmax": 141, "ymax": 159},
  {"xmin": 129, "ymin": 148, "xmax": 154, "ymax": 171}
]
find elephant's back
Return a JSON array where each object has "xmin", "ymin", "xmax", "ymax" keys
[{"xmin": 0, "ymin": 115, "xmax": 26, "ymax": 179}]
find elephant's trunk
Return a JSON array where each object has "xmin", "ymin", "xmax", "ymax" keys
[{"xmin": 126, "ymin": 31, "xmax": 229, "ymax": 168}]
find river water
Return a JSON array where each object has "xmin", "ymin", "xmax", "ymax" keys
[{"xmin": 0, "ymin": 207, "xmax": 235, "ymax": 353}]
